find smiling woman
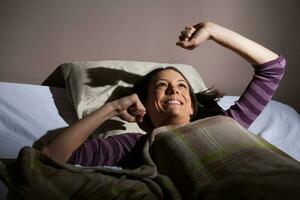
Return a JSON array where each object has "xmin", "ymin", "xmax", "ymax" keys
[
  {"xmin": 41, "ymin": 21, "xmax": 285, "ymax": 168},
  {"xmin": 2, "ymin": 20, "xmax": 297, "ymax": 199}
]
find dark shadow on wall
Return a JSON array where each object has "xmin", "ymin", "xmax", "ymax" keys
[
  {"xmin": 42, "ymin": 65, "xmax": 144, "ymax": 102},
  {"xmin": 85, "ymin": 67, "xmax": 145, "ymax": 133},
  {"xmin": 86, "ymin": 67, "xmax": 142, "ymax": 87},
  {"xmin": 41, "ymin": 65, "xmax": 147, "ymax": 134},
  {"xmin": 85, "ymin": 67, "xmax": 143, "ymax": 102}
]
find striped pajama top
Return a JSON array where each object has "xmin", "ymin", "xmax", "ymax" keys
[{"xmin": 68, "ymin": 55, "xmax": 286, "ymax": 168}]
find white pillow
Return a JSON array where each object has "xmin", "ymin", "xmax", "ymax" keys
[{"xmin": 61, "ymin": 60, "xmax": 207, "ymax": 137}]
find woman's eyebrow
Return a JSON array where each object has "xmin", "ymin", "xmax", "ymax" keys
[
  {"xmin": 155, "ymin": 79, "xmax": 187, "ymax": 83},
  {"xmin": 179, "ymin": 79, "xmax": 187, "ymax": 82},
  {"xmin": 177, "ymin": 79, "xmax": 188, "ymax": 83}
]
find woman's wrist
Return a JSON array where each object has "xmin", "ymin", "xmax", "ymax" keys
[
  {"xmin": 99, "ymin": 102, "xmax": 119, "ymax": 120},
  {"xmin": 202, "ymin": 21, "xmax": 219, "ymax": 41}
]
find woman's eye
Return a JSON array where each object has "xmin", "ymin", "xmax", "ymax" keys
[
  {"xmin": 156, "ymin": 82, "xmax": 167, "ymax": 88},
  {"xmin": 179, "ymin": 83, "xmax": 188, "ymax": 88}
]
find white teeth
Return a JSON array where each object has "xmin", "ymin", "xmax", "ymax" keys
[{"xmin": 166, "ymin": 100, "xmax": 181, "ymax": 105}]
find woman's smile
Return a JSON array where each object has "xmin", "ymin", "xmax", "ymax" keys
[
  {"xmin": 164, "ymin": 99, "xmax": 182, "ymax": 105},
  {"xmin": 162, "ymin": 98, "xmax": 183, "ymax": 110}
]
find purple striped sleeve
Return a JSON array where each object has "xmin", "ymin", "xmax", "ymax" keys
[
  {"xmin": 67, "ymin": 133, "xmax": 144, "ymax": 167},
  {"xmin": 224, "ymin": 55, "xmax": 286, "ymax": 128}
]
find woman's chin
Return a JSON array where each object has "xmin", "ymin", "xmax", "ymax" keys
[{"xmin": 163, "ymin": 108, "xmax": 182, "ymax": 117}]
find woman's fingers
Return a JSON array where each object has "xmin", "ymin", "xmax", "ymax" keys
[
  {"xmin": 119, "ymin": 111, "xmax": 137, "ymax": 122},
  {"xmin": 177, "ymin": 23, "xmax": 211, "ymax": 50},
  {"xmin": 128, "ymin": 107, "xmax": 146, "ymax": 118},
  {"xmin": 179, "ymin": 26, "xmax": 196, "ymax": 41},
  {"xmin": 135, "ymin": 111, "xmax": 146, "ymax": 123},
  {"xmin": 176, "ymin": 39, "xmax": 197, "ymax": 50},
  {"xmin": 117, "ymin": 94, "xmax": 146, "ymax": 123},
  {"xmin": 181, "ymin": 30, "xmax": 192, "ymax": 39},
  {"xmin": 176, "ymin": 25, "xmax": 198, "ymax": 49},
  {"xmin": 127, "ymin": 102, "xmax": 146, "ymax": 122},
  {"xmin": 130, "ymin": 94, "xmax": 146, "ymax": 114},
  {"xmin": 121, "ymin": 109, "xmax": 145, "ymax": 123}
]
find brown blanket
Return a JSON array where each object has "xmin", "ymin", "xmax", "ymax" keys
[{"xmin": 1, "ymin": 116, "xmax": 300, "ymax": 199}]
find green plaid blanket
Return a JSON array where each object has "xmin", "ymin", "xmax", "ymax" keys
[
  {"xmin": 148, "ymin": 116, "xmax": 300, "ymax": 199},
  {"xmin": 1, "ymin": 116, "xmax": 300, "ymax": 199}
]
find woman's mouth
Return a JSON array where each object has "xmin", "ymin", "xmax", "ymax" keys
[{"xmin": 164, "ymin": 100, "xmax": 182, "ymax": 105}]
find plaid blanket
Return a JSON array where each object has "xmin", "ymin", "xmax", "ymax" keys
[
  {"xmin": 1, "ymin": 116, "xmax": 300, "ymax": 199},
  {"xmin": 148, "ymin": 116, "xmax": 300, "ymax": 199}
]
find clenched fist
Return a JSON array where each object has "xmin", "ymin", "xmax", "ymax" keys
[
  {"xmin": 110, "ymin": 94, "xmax": 146, "ymax": 123},
  {"xmin": 176, "ymin": 22, "xmax": 213, "ymax": 50}
]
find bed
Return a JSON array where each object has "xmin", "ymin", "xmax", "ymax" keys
[
  {"xmin": 0, "ymin": 82, "xmax": 299, "ymax": 161},
  {"xmin": 1, "ymin": 60, "xmax": 300, "ymax": 199}
]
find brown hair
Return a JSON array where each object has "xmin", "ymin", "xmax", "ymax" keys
[{"xmin": 132, "ymin": 66, "xmax": 224, "ymax": 123}]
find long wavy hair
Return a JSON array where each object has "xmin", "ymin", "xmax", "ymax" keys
[{"xmin": 132, "ymin": 67, "xmax": 225, "ymax": 124}]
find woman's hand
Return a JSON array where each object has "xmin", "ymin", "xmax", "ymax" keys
[
  {"xmin": 176, "ymin": 22, "xmax": 213, "ymax": 50},
  {"xmin": 109, "ymin": 94, "xmax": 146, "ymax": 123}
]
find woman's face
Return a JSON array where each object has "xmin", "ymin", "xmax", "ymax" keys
[{"xmin": 145, "ymin": 69, "xmax": 194, "ymax": 128}]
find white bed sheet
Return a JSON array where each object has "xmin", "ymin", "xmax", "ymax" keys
[
  {"xmin": 0, "ymin": 82, "xmax": 77, "ymax": 158},
  {"xmin": 0, "ymin": 82, "xmax": 299, "ymax": 161},
  {"xmin": 218, "ymin": 96, "xmax": 300, "ymax": 161}
]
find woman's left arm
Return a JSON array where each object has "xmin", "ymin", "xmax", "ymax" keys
[{"xmin": 177, "ymin": 22, "xmax": 286, "ymax": 128}]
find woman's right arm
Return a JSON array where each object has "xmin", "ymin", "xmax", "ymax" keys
[{"xmin": 42, "ymin": 94, "xmax": 146, "ymax": 163}]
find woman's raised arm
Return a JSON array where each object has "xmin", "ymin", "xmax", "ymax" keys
[
  {"xmin": 177, "ymin": 22, "xmax": 286, "ymax": 128},
  {"xmin": 176, "ymin": 21, "xmax": 278, "ymax": 65}
]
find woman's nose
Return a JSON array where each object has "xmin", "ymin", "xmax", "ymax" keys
[{"xmin": 166, "ymin": 86, "xmax": 179, "ymax": 94}]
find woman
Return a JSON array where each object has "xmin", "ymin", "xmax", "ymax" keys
[{"xmin": 42, "ymin": 22, "xmax": 285, "ymax": 168}]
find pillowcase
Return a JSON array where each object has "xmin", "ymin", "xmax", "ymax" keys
[{"xmin": 61, "ymin": 60, "xmax": 207, "ymax": 137}]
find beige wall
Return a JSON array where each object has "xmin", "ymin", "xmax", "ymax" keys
[{"xmin": 1, "ymin": 0, "xmax": 299, "ymax": 112}]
